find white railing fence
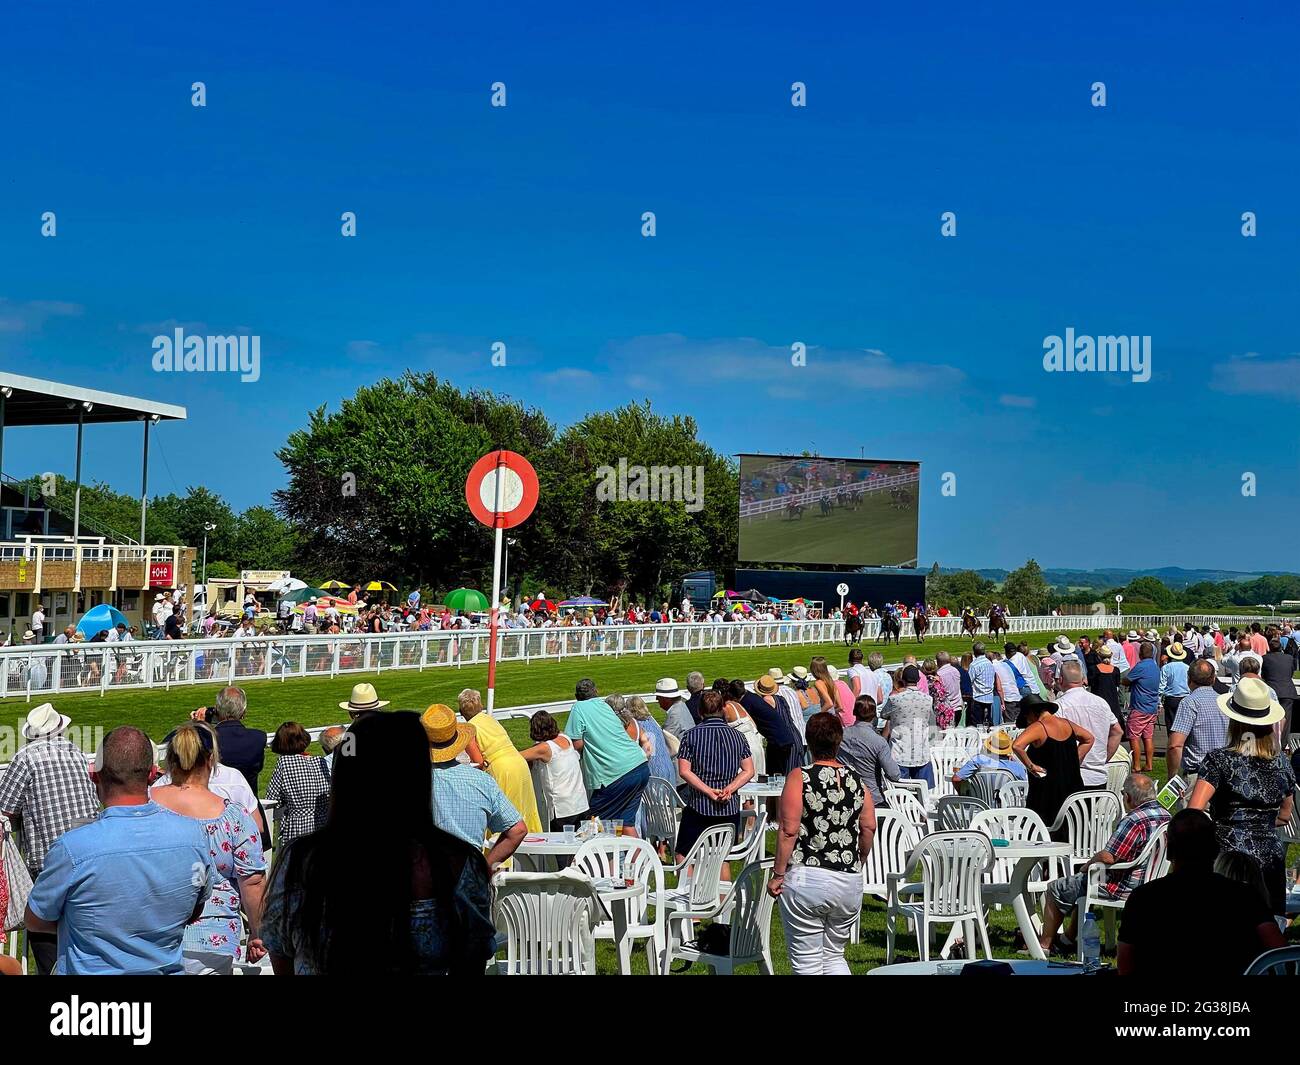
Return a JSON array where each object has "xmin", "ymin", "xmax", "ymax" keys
[
  {"xmin": 0, "ymin": 612, "xmax": 1287, "ymax": 703},
  {"xmin": 0, "ymin": 619, "xmax": 843, "ymax": 701}
]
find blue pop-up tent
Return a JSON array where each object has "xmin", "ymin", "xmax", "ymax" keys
[{"xmin": 75, "ymin": 603, "xmax": 129, "ymax": 639}]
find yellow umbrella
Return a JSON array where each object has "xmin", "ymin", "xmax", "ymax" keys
[
  {"xmin": 364, "ymin": 580, "xmax": 398, "ymax": 592},
  {"xmin": 319, "ymin": 579, "xmax": 349, "ymax": 591}
]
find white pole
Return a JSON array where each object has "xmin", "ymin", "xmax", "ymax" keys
[{"xmin": 485, "ymin": 452, "xmax": 506, "ymax": 714}]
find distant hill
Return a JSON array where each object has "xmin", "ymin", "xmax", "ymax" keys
[{"xmin": 940, "ymin": 566, "xmax": 1300, "ymax": 590}]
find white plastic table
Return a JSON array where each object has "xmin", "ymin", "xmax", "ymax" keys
[
  {"xmin": 740, "ymin": 780, "xmax": 785, "ymax": 799},
  {"xmin": 590, "ymin": 877, "xmax": 648, "ymax": 975},
  {"xmin": 994, "ymin": 840, "xmax": 1071, "ymax": 961},
  {"xmin": 512, "ymin": 831, "xmax": 617, "ymax": 872},
  {"xmin": 868, "ymin": 958, "xmax": 1090, "ymax": 975}
]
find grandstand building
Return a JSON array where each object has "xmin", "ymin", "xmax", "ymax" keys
[{"xmin": 0, "ymin": 373, "xmax": 196, "ymax": 640}]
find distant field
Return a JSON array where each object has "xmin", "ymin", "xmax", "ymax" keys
[{"xmin": 740, "ymin": 491, "xmax": 918, "ymax": 567}]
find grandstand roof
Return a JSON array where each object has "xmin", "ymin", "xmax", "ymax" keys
[{"xmin": 0, "ymin": 372, "xmax": 186, "ymax": 426}]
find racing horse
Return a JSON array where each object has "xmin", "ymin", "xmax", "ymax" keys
[
  {"xmin": 987, "ymin": 608, "xmax": 1010, "ymax": 641},
  {"xmin": 913, "ymin": 611, "xmax": 929, "ymax": 643},
  {"xmin": 961, "ymin": 611, "xmax": 982, "ymax": 639},
  {"xmin": 843, "ymin": 612, "xmax": 865, "ymax": 646},
  {"xmin": 785, "ymin": 499, "xmax": 804, "ymax": 521},
  {"xmin": 819, "ymin": 495, "xmax": 834, "ymax": 517},
  {"xmin": 877, "ymin": 611, "xmax": 902, "ymax": 646}
]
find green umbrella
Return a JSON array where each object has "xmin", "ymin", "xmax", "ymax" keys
[
  {"xmin": 443, "ymin": 588, "xmax": 490, "ymax": 612},
  {"xmin": 281, "ymin": 587, "xmax": 328, "ymax": 604}
]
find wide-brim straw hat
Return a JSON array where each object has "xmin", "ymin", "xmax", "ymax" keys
[
  {"xmin": 339, "ymin": 682, "xmax": 390, "ymax": 712},
  {"xmin": 1054, "ymin": 637, "xmax": 1075, "ymax": 655},
  {"xmin": 790, "ymin": 666, "xmax": 810, "ymax": 680},
  {"xmin": 1166, "ymin": 642, "xmax": 1187, "ymax": 661},
  {"xmin": 1218, "ymin": 676, "xmax": 1285, "ymax": 727},
  {"xmin": 984, "ymin": 729, "xmax": 1014, "ymax": 757},
  {"xmin": 421, "ymin": 703, "xmax": 473, "ymax": 763},
  {"xmin": 23, "ymin": 702, "xmax": 71, "ymax": 740},
  {"xmin": 654, "ymin": 677, "xmax": 686, "ymax": 699},
  {"xmin": 755, "ymin": 675, "xmax": 778, "ymax": 695}
]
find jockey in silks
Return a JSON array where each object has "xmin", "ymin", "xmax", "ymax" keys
[{"xmin": 845, "ymin": 601, "xmax": 859, "ymax": 617}]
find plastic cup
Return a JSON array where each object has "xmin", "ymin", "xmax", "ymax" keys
[{"xmin": 610, "ymin": 819, "xmax": 624, "ymax": 837}]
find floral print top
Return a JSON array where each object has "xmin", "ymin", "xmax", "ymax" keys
[
  {"xmin": 791, "ymin": 764, "xmax": 865, "ymax": 873},
  {"xmin": 182, "ymin": 801, "xmax": 265, "ymax": 958}
]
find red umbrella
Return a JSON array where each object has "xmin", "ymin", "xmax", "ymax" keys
[{"xmin": 530, "ymin": 597, "xmax": 556, "ymax": 612}]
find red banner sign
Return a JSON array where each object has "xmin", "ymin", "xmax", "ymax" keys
[{"xmin": 148, "ymin": 562, "xmax": 174, "ymax": 588}]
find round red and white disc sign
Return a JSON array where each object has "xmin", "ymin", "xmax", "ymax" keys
[{"xmin": 465, "ymin": 450, "xmax": 539, "ymax": 529}]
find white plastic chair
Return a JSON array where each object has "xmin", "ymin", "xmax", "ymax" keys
[
  {"xmin": 1050, "ymin": 791, "xmax": 1122, "ymax": 873},
  {"xmin": 963, "ymin": 768, "xmax": 1015, "ymax": 808},
  {"xmin": 929, "ymin": 749, "xmax": 968, "ymax": 800},
  {"xmin": 885, "ymin": 831, "xmax": 994, "ymax": 963},
  {"xmin": 642, "ymin": 776, "xmax": 685, "ymax": 851},
  {"xmin": 997, "ymin": 777, "xmax": 1029, "ymax": 809},
  {"xmin": 849, "ymin": 810, "xmax": 918, "ymax": 944},
  {"xmin": 1105, "ymin": 754, "xmax": 1130, "ymax": 807},
  {"xmin": 888, "ymin": 776, "xmax": 931, "ymax": 809},
  {"xmin": 660, "ymin": 823, "xmax": 736, "ymax": 974},
  {"xmin": 1244, "ymin": 945, "xmax": 1300, "ymax": 975},
  {"xmin": 1075, "ymin": 822, "xmax": 1169, "ymax": 957},
  {"xmin": 727, "ymin": 809, "xmax": 768, "ymax": 866},
  {"xmin": 572, "ymin": 835, "xmax": 666, "ymax": 975},
  {"xmin": 492, "ymin": 869, "xmax": 601, "ymax": 974},
  {"xmin": 969, "ymin": 807, "xmax": 1059, "ymax": 893},
  {"xmin": 936, "ymin": 794, "xmax": 989, "ymax": 831},
  {"xmin": 883, "ymin": 788, "xmax": 931, "ymax": 839},
  {"xmin": 671, "ymin": 859, "xmax": 775, "ymax": 974}
]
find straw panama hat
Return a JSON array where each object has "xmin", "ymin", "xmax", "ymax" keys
[
  {"xmin": 767, "ymin": 667, "xmax": 786, "ymax": 683},
  {"xmin": 1166, "ymin": 642, "xmax": 1187, "ymax": 661},
  {"xmin": 421, "ymin": 703, "xmax": 473, "ymax": 763},
  {"xmin": 790, "ymin": 666, "xmax": 810, "ymax": 680},
  {"xmin": 1054, "ymin": 636, "xmax": 1075, "ymax": 655},
  {"xmin": 984, "ymin": 729, "xmax": 1014, "ymax": 757},
  {"xmin": 654, "ymin": 677, "xmax": 686, "ymax": 699},
  {"xmin": 23, "ymin": 702, "xmax": 71, "ymax": 740},
  {"xmin": 1217, "ymin": 676, "xmax": 1285, "ymax": 727},
  {"xmin": 1126, "ymin": 630, "xmax": 1140, "ymax": 640},
  {"xmin": 1096, "ymin": 644, "xmax": 1113, "ymax": 660},
  {"xmin": 339, "ymin": 682, "xmax": 390, "ymax": 712},
  {"xmin": 755, "ymin": 675, "xmax": 778, "ymax": 696}
]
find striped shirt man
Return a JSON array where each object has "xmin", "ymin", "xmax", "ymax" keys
[{"xmin": 677, "ymin": 719, "xmax": 751, "ymax": 817}]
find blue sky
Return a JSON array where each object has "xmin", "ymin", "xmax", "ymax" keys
[{"xmin": 2, "ymin": 1, "xmax": 1297, "ymax": 571}]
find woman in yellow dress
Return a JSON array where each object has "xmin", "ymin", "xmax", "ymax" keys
[{"xmin": 457, "ymin": 688, "xmax": 543, "ymax": 832}]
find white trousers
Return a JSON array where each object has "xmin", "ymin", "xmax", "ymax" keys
[{"xmin": 778, "ymin": 865, "xmax": 862, "ymax": 975}]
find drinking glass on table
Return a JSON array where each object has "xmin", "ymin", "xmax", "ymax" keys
[
  {"xmin": 563, "ymin": 822, "xmax": 577, "ymax": 844},
  {"xmin": 610, "ymin": 819, "xmax": 624, "ymax": 837}
]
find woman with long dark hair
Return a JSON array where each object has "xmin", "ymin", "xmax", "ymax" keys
[{"xmin": 260, "ymin": 712, "xmax": 496, "ymax": 974}]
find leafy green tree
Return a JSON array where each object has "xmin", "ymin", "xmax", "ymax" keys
[
  {"xmin": 1123, "ymin": 575, "xmax": 1175, "ymax": 609},
  {"xmin": 1001, "ymin": 559, "xmax": 1051, "ymax": 614},
  {"xmin": 234, "ymin": 506, "xmax": 298, "ymax": 570},
  {"xmin": 275, "ymin": 373, "xmax": 554, "ymax": 590}
]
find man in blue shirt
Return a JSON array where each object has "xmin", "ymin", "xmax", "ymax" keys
[
  {"xmin": 1123, "ymin": 642, "xmax": 1161, "ymax": 773},
  {"xmin": 968, "ymin": 643, "xmax": 998, "ymax": 726},
  {"xmin": 952, "ymin": 729, "xmax": 1028, "ymax": 785},
  {"xmin": 1159, "ymin": 642, "xmax": 1191, "ymax": 735},
  {"xmin": 25, "ymin": 727, "xmax": 218, "ymax": 975}
]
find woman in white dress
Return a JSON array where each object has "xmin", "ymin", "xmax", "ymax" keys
[{"xmin": 722, "ymin": 678, "xmax": 767, "ymax": 775}]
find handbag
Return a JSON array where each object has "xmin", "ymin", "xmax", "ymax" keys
[{"xmin": 2, "ymin": 831, "xmax": 33, "ymax": 932}]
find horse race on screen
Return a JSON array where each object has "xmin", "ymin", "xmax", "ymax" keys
[{"xmin": 737, "ymin": 453, "xmax": 920, "ymax": 568}]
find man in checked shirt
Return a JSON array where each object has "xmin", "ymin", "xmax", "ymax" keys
[{"xmin": 0, "ymin": 702, "xmax": 99, "ymax": 974}]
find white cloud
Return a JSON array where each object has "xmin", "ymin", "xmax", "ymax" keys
[
  {"xmin": 998, "ymin": 394, "xmax": 1036, "ymax": 409},
  {"xmin": 1211, "ymin": 353, "xmax": 1300, "ymax": 399},
  {"xmin": 538, "ymin": 367, "xmax": 597, "ymax": 386},
  {"xmin": 600, "ymin": 334, "xmax": 963, "ymax": 392},
  {"xmin": 0, "ymin": 298, "xmax": 83, "ymax": 333},
  {"xmin": 346, "ymin": 340, "xmax": 382, "ymax": 360}
]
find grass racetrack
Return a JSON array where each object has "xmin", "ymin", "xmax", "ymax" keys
[{"xmin": 739, "ymin": 490, "xmax": 918, "ymax": 567}]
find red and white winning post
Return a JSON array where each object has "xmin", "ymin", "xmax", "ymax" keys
[{"xmin": 464, "ymin": 449, "xmax": 540, "ymax": 716}]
